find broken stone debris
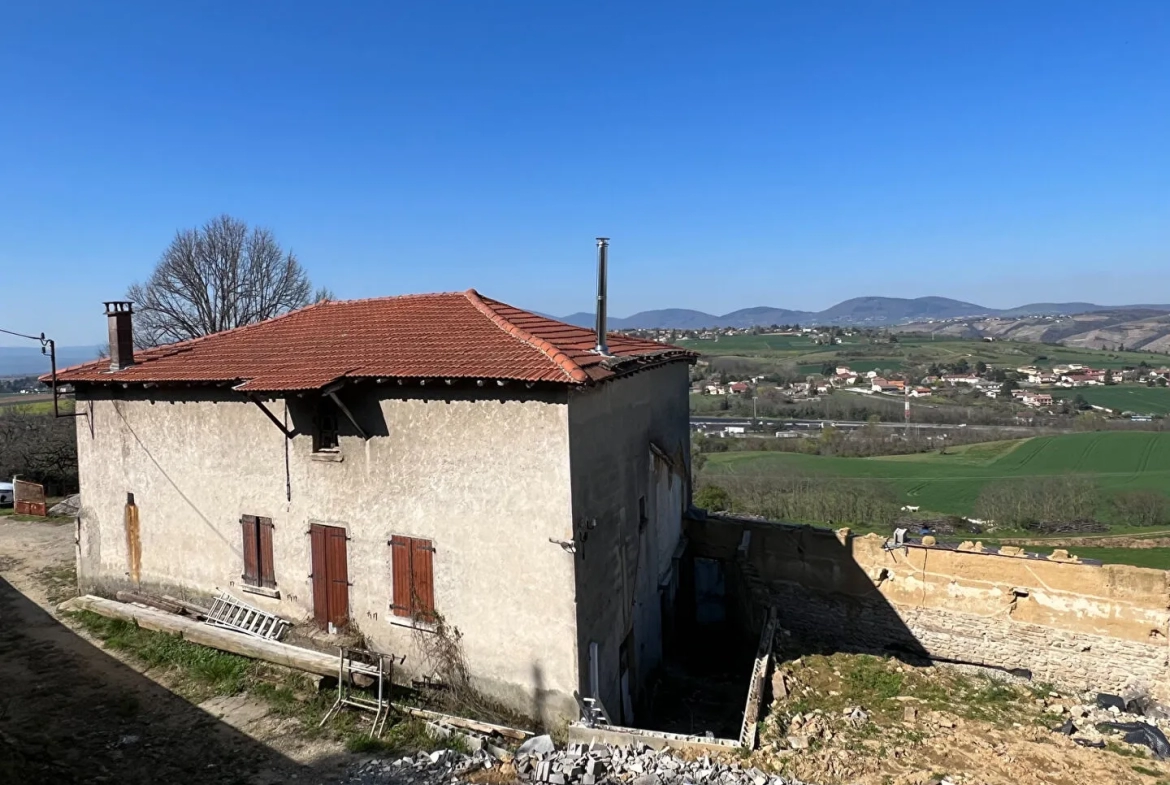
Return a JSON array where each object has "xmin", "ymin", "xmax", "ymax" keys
[
  {"xmin": 1048, "ymin": 692, "xmax": 1170, "ymax": 756},
  {"xmin": 342, "ymin": 742, "xmax": 817, "ymax": 785},
  {"xmin": 48, "ymin": 494, "xmax": 81, "ymax": 517}
]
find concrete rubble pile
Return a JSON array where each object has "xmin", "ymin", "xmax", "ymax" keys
[
  {"xmin": 1045, "ymin": 692, "xmax": 1170, "ymax": 756},
  {"xmin": 344, "ymin": 737, "xmax": 815, "ymax": 785}
]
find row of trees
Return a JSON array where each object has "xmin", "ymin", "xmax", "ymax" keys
[
  {"xmin": 694, "ymin": 475, "xmax": 901, "ymax": 527},
  {"xmin": 974, "ymin": 478, "xmax": 1170, "ymax": 530},
  {"xmin": 693, "ymin": 470, "xmax": 1170, "ymax": 532},
  {"xmin": 0, "ymin": 414, "xmax": 78, "ymax": 495}
]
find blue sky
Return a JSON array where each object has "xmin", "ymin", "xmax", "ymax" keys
[{"xmin": 1, "ymin": 2, "xmax": 1167, "ymax": 345}]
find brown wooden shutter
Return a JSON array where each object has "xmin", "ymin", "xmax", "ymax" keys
[
  {"xmin": 327, "ymin": 526, "xmax": 350, "ymax": 628},
  {"xmin": 390, "ymin": 536, "xmax": 413, "ymax": 617},
  {"xmin": 309, "ymin": 524, "xmax": 329, "ymax": 627},
  {"xmin": 410, "ymin": 538, "xmax": 435, "ymax": 621},
  {"xmin": 258, "ymin": 517, "xmax": 276, "ymax": 588},
  {"xmin": 240, "ymin": 515, "xmax": 259, "ymax": 585}
]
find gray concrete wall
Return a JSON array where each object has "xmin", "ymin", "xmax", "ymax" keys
[
  {"xmin": 566, "ymin": 362, "xmax": 692, "ymax": 725},
  {"xmin": 73, "ymin": 386, "xmax": 580, "ymax": 724}
]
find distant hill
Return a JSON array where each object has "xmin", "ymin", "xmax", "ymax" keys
[
  {"xmin": 0, "ymin": 346, "xmax": 102, "ymax": 378},
  {"xmin": 892, "ymin": 309, "xmax": 1170, "ymax": 354},
  {"xmin": 560, "ymin": 298, "xmax": 1170, "ymax": 330}
]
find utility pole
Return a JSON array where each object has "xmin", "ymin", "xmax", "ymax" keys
[{"xmin": 905, "ymin": 378, "xmax": 911, "ymax": 438}]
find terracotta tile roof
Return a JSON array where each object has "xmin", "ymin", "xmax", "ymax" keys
[{"xmin": 48, "ymin": 290, "xmax": 694, "ymax": 392}]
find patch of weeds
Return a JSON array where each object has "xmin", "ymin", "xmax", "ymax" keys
[
  {"xmin": 843, "ymin": 655, "xmax": 904, "ymax": 702},
  {"xmin": 913, "ymin": 680, "xmax": 952, "ymax": 710},
  {"xmin": 346, "ymin": 735, "xmax": 402, "ymax": 754},
  {"xmin": 36, "ymin": 564, "xmax": 77, "ymax": 604},
  {"xmin": 70, "ymin": 610, "xmax": 257, "ymax": 697},
  {"xmin": 250, "ymin": 678, "xmax": 334, "ymax": 731},
  {"xmin": 1131, "ymin": 764, "xmax": 1161, "ymax": 777},
  {"xmin": 1107, "ymin": 741, "xmax": 1147, "ymax": 759},
  {"xmin": 961, "ymin": 677, "xmax": 1021, "ymax": 721},
  {"xmin": 1029, "ymin": 682, "xmax": 1059, "ymax": 699},
  {"xmin": 786, "ymin": 698, "xmax": 812, "ymax": 716}
]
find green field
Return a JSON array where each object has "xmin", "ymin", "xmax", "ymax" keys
[
  {"xmin": 1050, "ymin": 385, "xmax": 1170, "ymax": 415},
  {"xmin": 0, "ymin": 394, "xmax": 68, "ymax": 416},
  {"xmin": 704, "ymin": 431, "xmax": 1170, "ymax": 518},
  {"xmin": 679, "ymin": 333, "xmax": 1165, "ymax": 374}
]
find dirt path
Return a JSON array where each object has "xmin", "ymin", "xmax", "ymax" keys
[{"xmin": 0, "ymin": 518, "xmax": 352, "ymax": 784}]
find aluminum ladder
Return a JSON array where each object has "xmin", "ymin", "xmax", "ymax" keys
[{"xmin": 204, "ymin": 591, "xmax": 290, "ymax": 640}]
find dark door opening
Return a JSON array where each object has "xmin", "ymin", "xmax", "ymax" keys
[
  {"xmin": 640, "ymin": 555, "xmax": 755, "ymax": 739},
  {"xmin": 310, "ymin": 523, "xmax": 349, "ymax": 631}
]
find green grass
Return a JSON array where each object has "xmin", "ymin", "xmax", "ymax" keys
[
  {"xmin": 72, "ymin": 611, "xmax": 255, "ymax": 696},
  {"xmin": 0, "ymin": 394, "xmax": 70, "ymax": 415},
  {"xmin": 1051, "ymin": 385, "xmax": 1170, "ymax": 415},
  {"xmin": 1065, "ymin": 547, "xmax": 1170, "ymax": 570},
  {"xmin": 679, "ymin": 333, "xmax": 1166, "ymax": 374},
  {"xmin": 70, "ymin": 610, "xmax": 488, "ymax": 754},
  {"xmin": 706, "ymin": 431, "xmax": 1170, "ymax": 519}
]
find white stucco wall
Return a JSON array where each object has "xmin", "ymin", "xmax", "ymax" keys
[{"xmin": 74, "ymin": 386, "xmax": 580, "ymax": 723}]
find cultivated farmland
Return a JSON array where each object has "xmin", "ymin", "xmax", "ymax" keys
[
  {"xmin": 703, "ymin": 431, "xmax": 1170, "ymax": 519},
  {"xmin": 1050, "ymin": 385, "xmax": 1170, "ymax": 415},
  {"xmin": 677, "ymin": 333, "xmax": 1160, "ymax": 373}
]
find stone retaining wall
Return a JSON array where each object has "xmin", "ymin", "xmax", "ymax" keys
[{"xmin": 686, "ymin": 515, "xmax": 1170, "ymax": 700}]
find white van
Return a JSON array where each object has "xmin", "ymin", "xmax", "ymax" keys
[{"xmin": 0, "ymin": 482, "xmax": 12, "ymax": 506}]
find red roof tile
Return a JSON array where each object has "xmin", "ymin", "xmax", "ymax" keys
[{"xmin": 48, "ymin": 290, "xmax": 694, "ymax": 391}]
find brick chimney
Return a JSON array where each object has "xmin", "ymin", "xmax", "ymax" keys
[{"xmin": 104, "ymin": 301, "xmax": 135, "ymax": 371}]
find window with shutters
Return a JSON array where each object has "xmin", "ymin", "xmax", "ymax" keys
[
  {"xmin": 389, "ymin": 535, "xmax": 435, "ymax": 622},
  {"xmin": 240, "ymin": 515, "xmax": 276, "ymax": 589}
]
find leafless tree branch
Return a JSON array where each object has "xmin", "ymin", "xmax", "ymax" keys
[{"xmin": 127, "ymin": 215, "xmax": 318, "ymax": 348}]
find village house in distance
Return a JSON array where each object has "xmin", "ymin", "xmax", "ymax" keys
[{"xmin": 48, "ymin": 283, "xmax": 696, "ymax": 726}]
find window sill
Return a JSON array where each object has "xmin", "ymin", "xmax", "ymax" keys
[
  {"xmin": 388, "ymin": 616, "xmax": 438, "ymax": 633},
  {"xmin": 310, "ymin": 450, "xmax": 343, "ymax": 463},
  {"xmin": 240, "ymin": 584, "xmax": 281, "ymax": 600}
]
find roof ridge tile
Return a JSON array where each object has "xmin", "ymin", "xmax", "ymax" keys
[{"xmin": 463, "ymin": 289, "xmax": 590, "ymax": 384}]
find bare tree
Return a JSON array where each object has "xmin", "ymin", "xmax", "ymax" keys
[{"xmin": 127, "ymin": 215, "xmax": 327, "ymax": 347}]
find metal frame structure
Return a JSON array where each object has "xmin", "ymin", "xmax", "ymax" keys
[{"xmin": 319, "ymin": 647, "xmax": 397, "ymax": 738}]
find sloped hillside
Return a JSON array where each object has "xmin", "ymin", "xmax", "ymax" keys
[{"xmin": 895, "ymin": 309, "xmax": 1170, "ymax": 353}]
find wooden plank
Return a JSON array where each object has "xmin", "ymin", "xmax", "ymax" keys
[
  {"xmin": 115, "ymin": 591, "xmax": 186, "ymax": 616},
  {"xmin": 60, "ymin": 595, "xmax": 341, "ymax": 679},
  {"xmin": 161, "ymin": 595, "xmax": 211, "ymax": 618},
  {"xmin": 394, "ymin": 705, "xmax": 533, "ymax": 741},
  {"xmin": 60, "ymin": 596, "xmax": 530, "ymax": 739}
]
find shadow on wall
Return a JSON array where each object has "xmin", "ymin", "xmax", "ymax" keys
[
  {"xmin": 684, "ymin": 514, "xmax": 933, "ymax": 668},
  {"xmin": 0, "ymin": 575, "xmax": 355, "ymax": 785}
]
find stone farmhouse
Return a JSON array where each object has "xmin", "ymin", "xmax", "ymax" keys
[{"xmin": 50, "ymin": 290, "xmax": 696, "ymax": 726}]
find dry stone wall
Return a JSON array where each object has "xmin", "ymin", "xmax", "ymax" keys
[{"xmin": 686, "ymin": 515, "xmax": 1170, "ymax": 701}]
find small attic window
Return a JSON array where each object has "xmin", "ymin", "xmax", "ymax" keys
[{"xmin": 313, "ymin": 400, "xmax": 340, "ymax": 452}]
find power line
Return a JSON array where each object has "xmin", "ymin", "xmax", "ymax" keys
[{"xmin": 0, "ymin": 326, "xmax": 46, "ymax": 343}]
